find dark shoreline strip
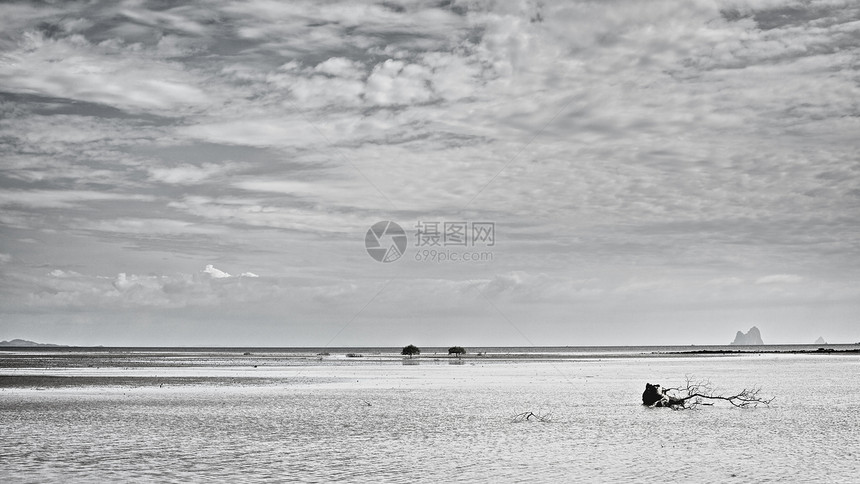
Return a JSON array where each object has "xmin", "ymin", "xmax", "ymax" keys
[
  {"xmin": 662, "ymin": 348, "xmax": 860, "ymax": 355},
  {"xmin": 0, "ymin": 375, "xmax": 316, "ymax": 388}
]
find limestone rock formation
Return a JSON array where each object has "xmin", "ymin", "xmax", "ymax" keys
[
  {"xmin": 731, "ymin": 326, "xmax": 764, "ymax": 345},
  {"xmin": 0, "ymin": 339, "xmax": 61, "ymax": 347}
]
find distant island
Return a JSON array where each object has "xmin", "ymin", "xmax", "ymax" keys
[
  {"xmin": 0, "ymin": 339, "xmax": 63, "ymax": 347},
  {"xmin": 731, "ymin": 326, "xmax": 764, "ymax": 345}
]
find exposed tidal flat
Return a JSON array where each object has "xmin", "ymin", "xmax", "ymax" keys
[{"xmin": 2, "ymin": 347, "xmax": 859, "ymax": 482}]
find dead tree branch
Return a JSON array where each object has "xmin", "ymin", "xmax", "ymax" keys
[
  {"xmin": 644, "ymin": 376, "xmax": 774, "ymax": 409},
  {"xmin": 511, "ymin": 411, "xmax": 552, "ymax": 423}
]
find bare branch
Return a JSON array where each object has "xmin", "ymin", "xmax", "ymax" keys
[
  {"xmin": 511, "ymin": 411, "xmax": 552, "ymax": 423},
  {"xmin": 644, "ymin": 376, "xmax": 774, "ymax": 409}
]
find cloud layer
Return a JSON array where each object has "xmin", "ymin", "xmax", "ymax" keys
[{"xmin": 1, "ymin": 0, "xmax": 858, "ymax": 345}]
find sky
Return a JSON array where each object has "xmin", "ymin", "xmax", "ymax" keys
[{"xmin": 0, "ymin": 0, "xmax": 858, "ymax": 346}]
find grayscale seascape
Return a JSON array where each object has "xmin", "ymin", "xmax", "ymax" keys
[
  {"xmin": 2, "ymin": 0, "xmax": 859, "ymax": 482},
  {"xmin": 2, "ymin": 347, "xmax": 859, "ymax": 482}
]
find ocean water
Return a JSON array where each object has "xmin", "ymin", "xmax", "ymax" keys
[{"xmin": 2, "ymin": 351, "xmax": 859, "ymax": 482}]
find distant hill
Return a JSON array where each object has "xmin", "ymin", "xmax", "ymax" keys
[
  {"xmin": 814, "ymin": 336, "xmax": 827, "ymax": 345},
  {"xmin": 731, "ymin": 326, "xmax": 764, "ymax": 345},
  {"xmin": 0, "ymin": 338, "xmax": 62, "ymax": 347}
]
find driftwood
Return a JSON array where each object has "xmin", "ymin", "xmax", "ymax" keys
[
  {"xmin": 511, "ymin": 411, "xmax": 552, "ymax": 423},
  {"xmin": 643, "ymin": 377, "xmax": 773, "ymax": 409}
]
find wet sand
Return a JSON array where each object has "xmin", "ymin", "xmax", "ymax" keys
[
  {"xmin": 3, "ymin": 353, "xmax": 859, "ymax": 482},
  {"xmin": 0, "ymin": 375, "xmax": 315, "ymax": 389},
  {"xmin": 3, "ymin": 345, "xmax": 858, "ymax": 389}
]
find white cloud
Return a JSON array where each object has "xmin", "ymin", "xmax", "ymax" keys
[
  {"xmin": 49, "ymin": 269, "xmax": 79, "ymax": 278},
  {"xmin": 0, "ymin": 190, "xmax": 154, "ymax": 209},
  {"xmin": 365, "ymin": 59, "xmax": 435, "ymax": 106},
  {"xmin": 756, "ymin": 274, "xmax": 804, "ymax": 284},
  {"xmin": 314, "ymin": 57, "xmax": 365, "ymax": 79},
  {"xmin": 82, "ymin": 218, "xmax": 225, "ymax": 236},
  {"xmin": 0, "ymin": 32, "xmax": 209, "ymax": 113},
  {"xmin": 7, "ymin": 266, "xmax": 355, "ymax": 313},
  {"xmin": 202, "ymin": 265, "xmax": 259, "ymax": 279},
  {"xmin": 203, "ymin": 264, "xmax": 231, "ymax": 278},
  {"xmin": 177, "ymin": 117, "xmax": 330, "ymax": 147},
  {"xmin": 707, "ymin": 277, "xmax": 744, "ymax": 286},
  {"xmin": 166, "ymin": 194, "xmax": 379, "ymax": 234},
  {"xmin": 233, "ymin": 180, "xmax": 318, "ymax": 196},
  {"xmin": 149, "ymin": 163, "xmax": 238, "ymax": 185}
]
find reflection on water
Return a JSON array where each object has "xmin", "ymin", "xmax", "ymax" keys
[{"xmin": 2, "ymin": 355, "xmax": 859, "ymax": 482}]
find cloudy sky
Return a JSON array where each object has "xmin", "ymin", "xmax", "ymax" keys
[{"xmin": 1, "ymin": 0, "xmax": 858, "ymax": 346}]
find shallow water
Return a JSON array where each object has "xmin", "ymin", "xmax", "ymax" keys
[{"xmin": 2, "ymin": 354, "xmax": 859, "ymax": 482}]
